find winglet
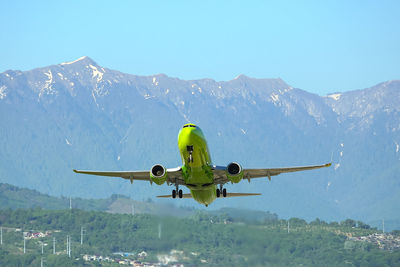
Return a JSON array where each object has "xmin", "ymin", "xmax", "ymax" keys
[
  {"xmin": 73, "ymin": 169, "xmax": 78, "ymax": 173},
  {"xmin": 325, "ymin": 163, "xmax": 332, "ymax": 167}
]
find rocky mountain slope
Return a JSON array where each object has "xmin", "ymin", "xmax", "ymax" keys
[{"xmin": 0, "ymin": 56, "xmax": 399, "ymax": 228}]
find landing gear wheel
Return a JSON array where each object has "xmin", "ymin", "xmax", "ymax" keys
[
  {"xmin": 178, "ymin": 189, "xmax": 183, "ymax": 198},
  {"xmin": 222, "ymin": 188, "xmax": 227, "ymax": 197},
  {"xmin": 216, "ymin": 188, "xmax": 221, "ymax": 198},
  {"xmin": 172, "ymin": 190, "xmax": 176, "ymax": 199}
]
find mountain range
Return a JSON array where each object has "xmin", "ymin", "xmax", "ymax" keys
[{"xmin": 0, "ymin": 56, "xmax": 399, "ymax": 229}]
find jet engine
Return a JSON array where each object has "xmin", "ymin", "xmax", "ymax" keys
[
  {"xmin": 150, "ymin": 164, "xmax": 167, "ymax": 185},
  {"xmin": 225, "ymin": 162, "xmax": 243, "ymax": 183}
]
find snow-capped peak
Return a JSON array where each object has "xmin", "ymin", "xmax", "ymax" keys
[
  {"xmin": 60, "ymin": 56, "xmax": 89, "ymax": 65},
  {"xmin": 60, "ymin": 56, "xmax": 97, "ymax": 67}
]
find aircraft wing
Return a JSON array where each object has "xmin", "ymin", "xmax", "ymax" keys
[
  {"xmin": 213, "ymin": 163, "xmax": 331, "ymax": 184},
  {"xmin": 73, "ymin": 167, "xmax": 185, "ymax": 184}
]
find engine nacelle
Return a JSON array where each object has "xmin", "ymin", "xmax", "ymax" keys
[
  {"xmin": 150, "ymin": 164, "xmax": 167, "ymax": 185},
  {"xmin": 226, "ymin": 162, "xmax": 243, "ymax": 183}
]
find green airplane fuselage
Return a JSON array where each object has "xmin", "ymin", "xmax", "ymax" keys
[{"xmin": 178, "ymin": 124, "xmax": 217, "ymax": 205}]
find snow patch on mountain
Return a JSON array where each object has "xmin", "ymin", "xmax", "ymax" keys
[
  {"xmin": 152, "ymin": 77, "xmax": 159, "ymax": 86},
  {"xmin": 91, "ymin": 91, "xmax": 99, "ymax": 108},
  {"xmin": 89, "ymin": 64, "xmax": 104, "ymax": 82},
  {"xmin": 327, "ymin": 93, "xmax": 342, "ymax": 101},
  {"xmin": 60, "ymin": 56, "xmax": 88, "ymax": 65},
  {"xmin": 0, "ymin": 85, "xmax": 7, "ymax": 99},
  {"xmin": 38, "ymin": 70, "xmax": 57, "ymax": 98},
  {"xmin": 270, "ymin": 93, "xmax": 279, "ymax": 102},
  {"xmin": 326, "ymin": 181, "xmax": 331, "ymax": 190}
]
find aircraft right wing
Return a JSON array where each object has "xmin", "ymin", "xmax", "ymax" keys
[
  {"xmin": 212, "ymin": 163, "xmax": 331, "ymax": 184},
  {"xmin": 242, "ymin": 163, "xmax": 332, "ymax": 180}
]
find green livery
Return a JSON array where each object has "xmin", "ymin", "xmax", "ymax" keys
[
  {"xmin": 177, "ymin": 124, "xmax": 216, "ymax": 205},
  {"xmin": 74, "ymin": 124, "xmax": 331, "ymax": 206}
]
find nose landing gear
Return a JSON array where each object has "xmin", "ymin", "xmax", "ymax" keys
[{"xmin": 187, "ymin": 146, "xmax": 194, "ymax": 163}]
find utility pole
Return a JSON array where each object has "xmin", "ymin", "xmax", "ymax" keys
[
  {"xmin": 382, "ymin": 219, "xmax": 385, "ymax": 234},
  {"xmin": 287, "ymin": 220, "xmax": 290, "ymax": 234},
  {"xmin": 1, "ymin": 226, "xmax": 3, "ymax": 245},
  {"xmin": 41, "ymin": 257, "xmax": 45, "ymax": 267},
  {"xmin": 23, "ymin": 234, "xmax": 26, "ymax": 254},
  {"xmin": 69, "ymin": 197, "xmax": 72, "ymax": 210},
  {"xmin": 67, "ymin": 235, "xmax": 71, "ymax": 257},
  {"xmin": 80, "ymin": 227, "xmax": 85, "ymax": 245},
  {"xmin": 53, "ymin": 237, "xmax": 56, "ymax": 254},
  {"xmin": 66, "ymin": 235, "xmax": 69, "ymax": 257}
]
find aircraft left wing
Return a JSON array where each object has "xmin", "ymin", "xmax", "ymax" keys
[
  {"xmin": 73, "ymin": 167, "xmax": 185, "ymax": 184},
  {"xmin": 213, "ymin": 163, "xmax": 331, "ymax": 184}
]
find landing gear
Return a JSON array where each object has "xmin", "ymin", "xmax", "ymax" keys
[
  {"xmin": 172, "ymin": 185, "xmax": 183, "ymax": 199},
  {"xmin": 187, "ymin": 146, "xmax": 194, "ymax": 163},
  {"xmin": 216, "ymin": 185, "xmax": 227, "ymax": 198}
]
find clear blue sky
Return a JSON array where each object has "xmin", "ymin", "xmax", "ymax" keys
[{"xmin": 1, "ymin": 0, "xmax": 399, "ymax": 95}]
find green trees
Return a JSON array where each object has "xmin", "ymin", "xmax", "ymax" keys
[{"xmin": 0, "ymin": 209, "xmax": 399, "ymax": 266}]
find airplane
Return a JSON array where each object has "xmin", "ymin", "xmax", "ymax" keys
[{"xmin": 74, "ymin": 123, "xmax": 331, "ymax": 207}]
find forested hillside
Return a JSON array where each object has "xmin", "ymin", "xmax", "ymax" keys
[{"xmin": 0, "ymin": 209, "xmax": 399, "ymax": 266}]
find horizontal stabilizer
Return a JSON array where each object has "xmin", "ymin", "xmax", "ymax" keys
[
  {"xmin": 157, "ymin": 194, "xmax": 193, "ymax": 198},
  {"xmin": 224, "ymin": 193, "xmax": 261, "ymax": 197},
  {"xmin": 157, "ymin": 193, "xmax": 261, "ymax": 198}
]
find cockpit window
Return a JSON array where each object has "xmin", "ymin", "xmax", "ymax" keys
[{"xmin": 183, "ymin": 124, "xmax": 196, "ymax": 128}]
